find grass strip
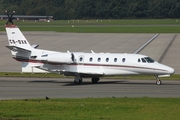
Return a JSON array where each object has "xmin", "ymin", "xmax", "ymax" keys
[
  {"xmin": 1, "ymin": 19, "xmax": 180, "ymax": 25},
  {"xmin": 17, "ymin": 26, "xmax": 180, "ymax": 33},
  {"xmin": 0, "ymin": 98, "xmax": 180, "ymax": 120},
  {"xmin": 0, "ymin": 19, "xmax": 180, "ymax": 33},
  {"xmin": 0, "ymin": 25, "xmax": 179, "ymax": 33},
  {"xmin": 0, "ymin": 72, "xmax": 179, "ymax": 80}
]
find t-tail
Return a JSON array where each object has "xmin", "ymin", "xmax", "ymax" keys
[
  {"xmin": 5, "ymin": 25, "xmax": 33, "ymax": 59},
  {"xmin": 4, "ymin": 11, "xmax": 45, "ymax": 72}
]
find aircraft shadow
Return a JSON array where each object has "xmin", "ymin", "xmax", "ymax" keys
[
  {"xmin": 28, "ymin": 80, "xmax": 63, "ymax": 83},
  {"xmin": 28, "ymin": 80, "xmax": 122, "ymax": 86},
  {"xmin": 28, "ymin": 80, "xmax": 178, "ymax": 86},
  {"xmin": 62, "ymin": 81, "xmax": 123, "ymax": 86}
]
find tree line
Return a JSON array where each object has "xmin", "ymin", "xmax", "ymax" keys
[{"xmin": 0, "ymin": 0, "xmax": 179, "ymax": 20}]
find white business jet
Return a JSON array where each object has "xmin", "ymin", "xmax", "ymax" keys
[{"xmin": 5, "ymin": 13, "xmax": 174, "ymax": 85}]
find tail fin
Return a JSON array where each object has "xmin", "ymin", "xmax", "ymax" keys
[{"xmin": 5, "ymin": 25, "xmax": 33, "ymax": 54}]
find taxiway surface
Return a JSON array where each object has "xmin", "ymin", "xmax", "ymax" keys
[{"xmin": 0, "ymin": 77, "xmax": 180, "ymax": 100}]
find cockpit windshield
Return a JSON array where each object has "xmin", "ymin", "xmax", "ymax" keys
[{"xmin": 144, "ymin": 57, "xmax": 155, "ymax": 63}]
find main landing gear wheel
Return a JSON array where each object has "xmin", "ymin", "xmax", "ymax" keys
[
  {"xmin": 74, "ymin": 76, "xmax": 82, "ymax": 85},
  {"xmin": 156, "ymin": 80, "xmax": 162, "ymax": 85},
  {"xmin": 74, "ymin": 78, "xmax": 82, "ymax": 85},
  {"xmin": 91, "ymin": 77, "xmax": 100, "ymax": 84}
]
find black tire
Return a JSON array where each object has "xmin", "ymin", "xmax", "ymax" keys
[
  {"xmin": 74, "ymin": 78, "xmax": 82, "ymax": 85},
  {"xmin": 91, "ymin": 78, "xmax": 100, "ymax": 84},
  {"xmin": 156, "ymin": 80, "xmax": 162, "ymax": 85}
]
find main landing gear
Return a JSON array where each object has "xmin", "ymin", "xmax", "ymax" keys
[
  {"xmin": 154, "ymin": 75, "xmax": 162, "ymax": 85},
  {"xmin": 74, "ymin": 76, "xmax": 82, "ymax": 85},
  {"xmin": 74, "ymin": 76, "xmax": 100, "ymax": 85},
  {"xmin": 91, "ymin": 77, "xmax": 100, "ymax": 84}
]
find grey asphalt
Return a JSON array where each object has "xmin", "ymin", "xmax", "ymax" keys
[
  {"xmin": 0, "ymin": 77, "xmax": 180, "ymax": 100},
  {"xmin": 0, "ymin": 32, "xmax": 179, "ymax": 73}
]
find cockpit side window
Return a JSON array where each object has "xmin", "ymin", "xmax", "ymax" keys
[
  {"xmin": 141, "ymin": 58, "xmax": 146, "ymax": 63},
  {"xmin": 138, "ymin": 58, "xmax": 141, "ymax": 62},
  {"xmin": 144, "ymin": 57, "xmax": 154, "ymax": 63}
]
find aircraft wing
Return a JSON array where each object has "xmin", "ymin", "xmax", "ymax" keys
[
  {"xmin": 57, "ymin": 70, "xmax": 105, "ymax": 77},
  {"xmin": 36, "ymin": 66, "xmax": 105, "ymax": 77}
]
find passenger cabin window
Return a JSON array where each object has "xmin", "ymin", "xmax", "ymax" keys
[
  {"xmin": 122, "ymin": 58, "xmax": 125, "ymax": 62},
  {"xmin": 80, "ymin": 57, "xmax": 83, "ymax": 62},
  {"xmin": 106, "ymin": 58, "xmax": 109, "ymax": 62},
  {"xmin": 89, "ymin": 57, "xmax": 93, "ymax": 62},
  {"xmin": 114, "ymin": 58, "xmax": 117, "ymax": 62},
  {"xmin": 98, "ymin": 58, "xmax": 101, "ymax": 62},
  {"xmin": 144, "ymin": 57, "xmax": 154, "ymax": 63},
  {"xmin": 141, "ymin": 58, "xmax": 146, "ymax": 63}
]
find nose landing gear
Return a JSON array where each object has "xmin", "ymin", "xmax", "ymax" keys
[
  {"xmin": 156, "ymin": 79, "xmax": 162, "ymax": 85},
  {"xmin": 154, "ymin": 75, "xmax": 162, "ymax": 85}
]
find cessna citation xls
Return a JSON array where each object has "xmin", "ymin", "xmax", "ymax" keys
[
  {"xmin": 5, "ymin": 21, "xmax": 174, "ymax": 85},
  {"xmin": 5, "ymin": 25, "xmax": 175, "ymax": 85}
]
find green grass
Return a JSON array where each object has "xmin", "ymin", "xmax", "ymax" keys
[
  {"xmin": 0, "ymin": 98, "xmax": 180, "ymax": 120},
  {"xmin": 10, "ymin": 26, "xmax": 180, "ymax": 33},
  {"xmin": 0, "ymin": 19, "xmax": 180, "ymax": 33},
  {"xmin": 0, "ymin": 19, "xmax": 179, "ymax": 120},
  {"xmin": 0, "ymin": 72, "xmax": 64, "ymax": 78},
  {"xmin": 0, "ymin": 72, "xmax": 179, "ymax": 80},
  {"xmin": 2, "ymin": 19, "xmax": 180, "ymax": 25}
]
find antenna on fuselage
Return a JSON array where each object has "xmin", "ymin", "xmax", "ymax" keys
[
  {"xmin": 5, "ymin": 11, "xmax": 15, "ymax": 26},
  {"xmin": 91, "ymin": 50, "xmax": 95, "ymax": 54}
]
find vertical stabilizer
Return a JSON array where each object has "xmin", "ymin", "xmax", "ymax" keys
[
  {"xmin": 6, "ymin": 26, "xmax": 33, "ymax": 52},
  {"xmin": 5, "ymin": 25, "xmax": 33, "ymax": 59}
]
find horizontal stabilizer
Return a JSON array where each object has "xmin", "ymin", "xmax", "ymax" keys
[
  {"xmin": 31, "ymin": 44, "xmax": 39, "ymax": 49},
  {"xmin": 6, "ymin": 45, "xmax": 31, "ymax": 52},
  {"xmin": 6, "ymin": 25, "xmax": 33, "ymax": 52}
]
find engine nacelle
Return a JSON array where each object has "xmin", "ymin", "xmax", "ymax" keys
[{"xmin": 41, "ymin": 53, "xmax": 74, "ymax": 64}]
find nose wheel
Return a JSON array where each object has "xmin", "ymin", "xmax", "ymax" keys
[
  {"xmin": 154, "ymin": 75, "xmax": 162, "ymax": 85},
  {"xmin": 156, "ymin": 79, "xmax": 162, "ymax": 85}
]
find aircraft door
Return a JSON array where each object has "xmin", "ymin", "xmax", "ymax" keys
[{"xmin": 78, "ymin": 55, "xmax": 84, "ymax": 65}]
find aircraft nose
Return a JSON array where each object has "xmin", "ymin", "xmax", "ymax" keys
[{"xmin": 167, "ymin": 67, "xmax": 175, "ymax": 75}]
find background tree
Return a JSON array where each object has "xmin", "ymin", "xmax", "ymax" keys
[{"xmin": 0, "ymin": 0, "xmax": 179, "ymax": 19}]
